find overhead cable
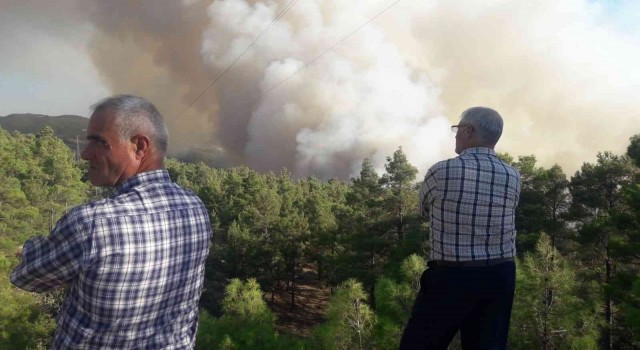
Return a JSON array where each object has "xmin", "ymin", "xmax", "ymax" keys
[
  {"xmin": 265, "ymin": 0, "xmax": 402, "ymax": 95},
  {"xmin": 182, "ymin": 0, "xmax": 299, "ymax": 114}
]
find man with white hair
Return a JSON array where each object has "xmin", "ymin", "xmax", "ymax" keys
[
  {"xmin": 11, "ymin": 95, "xmax": 213, "ymax": 349},
  {"xmin": 400, "ymin": 107, "xmax": 521, "ymax": 350}
]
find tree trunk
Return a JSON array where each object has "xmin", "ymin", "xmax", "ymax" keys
[
  {"xmin": 397, "ymin": 202, "xmax": 404, "ymax": 241},
  {"xmin": 369, "ymin": 285, "xmax": 376, "ymax": 311},
  {"xmin": 542, "ymin": 247, "xmax": 555, "ymax": 350},
  {"xmin": 317, "ymin": 257, "xmax": 324, "ymax": 281},
  {"xmin": 271, "ymin": 286, "xmax": 275, "ymax": 308},
  {"xmin": 603, "ymin": 257, "xmax": 613, "ymax": 350},
  {"xmin": 290, "ymin": 255, "xmax": 296, "ymax": 310},
  {"xmin": 543, "ymin": 287, "xmax": 551, "ymax": 350}
]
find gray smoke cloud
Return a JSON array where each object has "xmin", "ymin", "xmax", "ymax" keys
[
  {"xmin": 391, "ymin": 0, "xmax": 640, "ymax": 175},
  {"xmin": 83, "ymin": 0, "xmax": 451, "ymax": 178},
  {"xmin": 200, "ymin": 0, "xmax": 450, "ymax": 178},
  {"xmin": 4, "ymin": 0, "xmax": 639, "ymax": 178}
]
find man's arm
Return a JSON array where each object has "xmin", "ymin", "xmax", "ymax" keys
[
  {"xmin": 418, "ymin": 167, "xmax": 438, "ymax": 218},
  {"xmin": 10, "ymin": 211, "xmax": 86, "ymax": 292}
]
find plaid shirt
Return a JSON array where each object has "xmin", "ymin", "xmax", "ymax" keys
[
  {"xmin": 419, "ymin": 148, "xmax": 521, "ymax": 262},
  {"xmin": 11, "ymin": 170, "xmax": 213, "ymax": 349}
]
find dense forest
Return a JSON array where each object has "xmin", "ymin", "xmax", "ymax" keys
[{"xmin": 2, "ymin": 125, "xmax": 640, "ymax": 349}]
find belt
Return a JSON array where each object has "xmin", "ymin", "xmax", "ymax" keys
[{"xmin": 428, "ymin": 257, "xmax": 514, "ymax": 267}]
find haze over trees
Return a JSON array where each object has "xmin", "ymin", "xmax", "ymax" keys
[{"xmin": 2, "ymin": 124, "xmax": 640, "ymax": 349}]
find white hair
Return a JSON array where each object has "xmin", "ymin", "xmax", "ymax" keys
[
  {"xmin": 91, "ymin": 95, "xmax": 169, "ymax": 154},
  {"xmin": 460, "ymin": 106, "xmax": 503, "ymax": 145}
]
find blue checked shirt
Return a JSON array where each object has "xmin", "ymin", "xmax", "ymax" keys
[
  {"xmin": 11, "ymin": 170, "xmax": 213, "ymax": 349},
  {"xmin": 419, "ymin": 148, "xmax": 521, "ymax": 262}
]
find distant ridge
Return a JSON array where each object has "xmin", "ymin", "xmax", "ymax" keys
[
  {"xmin": 0, "ymin": 114, "xmax": 89, "ymax": 150},
  {"xmin": 0, "ymin": 114, "xmax": 229, "ymax": 168}
]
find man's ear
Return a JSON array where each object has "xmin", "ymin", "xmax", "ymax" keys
[
  {"xmin": 132, "ymin": 134, "xmax": 151, "ymax": 160},
  {"xmin": 464, "ymin": 125, "xmax": 475, "ymax": 140}
]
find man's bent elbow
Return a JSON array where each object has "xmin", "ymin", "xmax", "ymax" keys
[{"xmin": 10, "ymin": 269, "xmax": 57, "ymax": 293}]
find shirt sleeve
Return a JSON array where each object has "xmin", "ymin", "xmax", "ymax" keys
[
  {"xmin": 418, "ymin": 166, "xmax": 439, "ymax": 218},
  {"xmin": 514, "ymin": 172, "xmax": 522, "ymax": 205},
  {"xmin": 10, "ymin": 210, "xmax": 86, "ymax": 292}
]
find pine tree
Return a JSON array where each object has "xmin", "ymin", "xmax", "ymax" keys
[
  {"xmin": 511, "ymin": 156, "xmax": 571, "ymax": 253},
  {"xmin": 373, "ymin": 254, "xmax": 426, "ymax": 349},
  {"xmin": 313, "ymin": 279, "xmax": 375, "ymax": 350},
  {"xmin": 338, "ymin": 158, "xmax": 388, "ymax": 293},
  {"xmin": 569, "ymin": 152, "xmax": 638, "ymax": 350},
  {"xmin": 510, "ymin": 234, "xmax": 598, "ymax": 349},
  {"xmin": 380, "ymin": 147, "xmax": 419, "ymax": 242},
  {"xmin": 274, "ymin": 171, "xmax": 309, "ymax": 309},
  {"xmin": 627, "ymin": 134, "xmax": 640, "ymax": 168},
  {"xmin": 196, "ymin": 278, "xmax": 303, "ymax": 349}
]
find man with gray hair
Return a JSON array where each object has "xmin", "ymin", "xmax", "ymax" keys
[
  {"xmin": 400, "ymin": 107, "xmax": 521, "ymax": 349},
  {"xmin": 11, "ymin": 95, "xmax": 213, "ymax": 349}
]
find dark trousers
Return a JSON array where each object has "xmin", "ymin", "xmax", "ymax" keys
[{"xmin": 399, "ymin": 261, "xmax": 516, "ymax": 350}]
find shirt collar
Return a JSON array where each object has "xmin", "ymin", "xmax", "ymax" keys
[
  {"xmin": 113, "ymin": 169, "xmax": 171, "ymax": 196},
  {"xmin": 459, "ymin": 147, "xmax": 497, "ymax": 157}
]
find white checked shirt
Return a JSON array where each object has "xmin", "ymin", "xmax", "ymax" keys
[
  {"xmin": 11, "ymin": 170, "xmax": 213, "ymax": 349},
  {"xmin": 419, "ymin": 148, "xmax": 521, "ymax": 262}
]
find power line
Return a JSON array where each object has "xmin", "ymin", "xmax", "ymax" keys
[
  {"xmin": 265, "ymin": 0, "xmax": 402, "ymax": 95},
  {"xmin": 182, "ymin": 0, "xmax": 299, "ymax": 114}
]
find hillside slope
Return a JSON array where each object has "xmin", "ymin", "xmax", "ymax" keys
[{"xmin": 0, "ymin": 114, "xmax": 88, "ymax": 150}]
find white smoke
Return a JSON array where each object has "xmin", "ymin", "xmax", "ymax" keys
[
  {"xmin": 3, "ymin": 0, "xmax": 639, "ymax": 179},
  {"xmin": 384, "ymin": 0, "xmax": 640, "ymax": 175},
  {"xmin": 201, "ymin": 0, "xmax": 450, "ymax": 178}
]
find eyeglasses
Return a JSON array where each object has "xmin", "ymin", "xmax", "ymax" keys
[{"xmin": 451, "ymin": 124, "xmax": 472, "ymax": 133}]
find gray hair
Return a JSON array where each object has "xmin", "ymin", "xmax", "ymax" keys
[
  {"xmin": 91, "ymin": 95, "xmax": 169, "ymax": 154},
  {"xmin": 460, "ymin": 106, "xmax": 503, "ymax": 145}
]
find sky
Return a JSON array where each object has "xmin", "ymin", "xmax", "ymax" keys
[{"xmin": 1, "ymin": 0, "xmax": 639, "ymax": 179}]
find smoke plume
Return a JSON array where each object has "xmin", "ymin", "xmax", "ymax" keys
[
  {"xmin": 5, "ymin": 0, "xmax": 640, "ymax": 178},
  {"xmin": 84, "ymin": 0, "xmax": 451, "ymax": 178}
]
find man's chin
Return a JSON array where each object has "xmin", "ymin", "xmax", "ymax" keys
[
  {"xmin": 89, "ymin": 180, "xmax": 104, "ymax": 187},
  {"xmin": 88, "ymin": 175, "xmax": 110, "ymax": 187}
]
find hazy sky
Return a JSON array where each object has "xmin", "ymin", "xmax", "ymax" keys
[{"xmin": 1, "ymin": 0, "xmax": 639, "ymax": 179}]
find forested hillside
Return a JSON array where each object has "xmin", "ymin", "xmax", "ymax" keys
[
  {"xmin": 0, "ymin": 114, "xmax": 88, "ymax": 151},
  {"xmin": 0, "ymin": 114, "xmax": 227, "ymax": 168},
  {"xmin": 2, "ymin": 126, "xmax": 640, "ymax": 349}
]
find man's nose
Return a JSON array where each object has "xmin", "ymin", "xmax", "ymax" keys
[{"xmin": 80, "ymin": 145, "xmax": 92, "ymax": 160}]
